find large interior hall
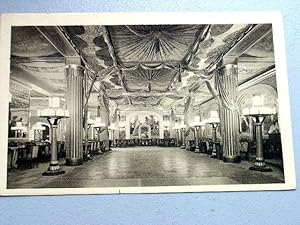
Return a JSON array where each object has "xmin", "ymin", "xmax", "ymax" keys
[{"xmin": 7, "ymin": 24, "xmax": 284, "ymax": 189}]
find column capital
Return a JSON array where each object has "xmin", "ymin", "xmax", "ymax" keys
[
  {"xmin": 217, "ymin": 62, "xmax": 238, "ymax": 78},
  {"xmin": 65, "ymin": 64, "xmax": 84, "ymax": 70},
  {"xmin": 65, "ymin": 56, "xmax": 82, "ymax": 66},
  {"xmin": 65, "ymin": 64, "xmax": 84, "ymax": 77},
  {"xmin": 217, "ymin": 57, "xmax": 238, "ymax": 68}
]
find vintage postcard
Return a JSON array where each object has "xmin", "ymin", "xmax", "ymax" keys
[{"xmin": 0, "ymin": 12, "xmax": 296, "ymax": 195}]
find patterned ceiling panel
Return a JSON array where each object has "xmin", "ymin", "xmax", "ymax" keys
[
  {"xmin": 210, "ymin": 25, "xmax": 234, "ymax": 36},
  {"xmin": 108, "ymin": 25, "xmax": 205, "ymax": 64},
  {"xmin": 130, "ymin": 96, "xmax": 161, "ymax": 106},
  {"xmin": 11, "ymin": 27, "xmax": 60, "ymax": 57},
  {"xmin": 243, "ymin": 32, "xmax": 274, "ymax": 58},
  {"xmin": 123, "ymin": 67, "xmax": 177, "ymax": 92},
  {"xmin": 159, "ymin": 95, "xmax": 185, "ymax": 107},
  {"xmin": 63, "ymin": 26, "xmax": 112, "ymax": 72},
  {"xmin": 114, "ymin": 97, "xmax": 130, "ymax": 105},
  {"xmin": 192, "ymin": 24, "xmax": 249, "ymax": 71}
]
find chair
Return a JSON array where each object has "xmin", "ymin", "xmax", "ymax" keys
[
  {"xmin": 58, "ymin": 142, "xmax": 66, "ymax": 159},
  {"xmin": 240, "ymin": 141, "xmax": 249, "ymax": 160},
  {"xmin": 191, "ymin": 140, "xmax": 196, "ymax": 151},
  {"xmin": 17, "ymin": 144, "xmax": 39, "ymax": 169},
  {"xmin": 206, "ymin": 140, "xmax": 211, "ymax": 155},
  {"xmin": 90, "ymin": 141, "xmax": 97, "ymax": 156}
]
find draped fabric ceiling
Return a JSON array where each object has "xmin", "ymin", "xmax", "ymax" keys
[{"xmin": 10, "ymin": 24, "xmax": 275, "ymax": 110}]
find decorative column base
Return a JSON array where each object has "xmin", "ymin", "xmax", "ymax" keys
[
  {"xmin": 103, "ymin": 147, "xmax": 110, "ymax": 152},
  {"xmin": 249, "ymin": 158, "xmax": 272, "ymax": 172},
  {"xmin": 223, "ymin": 155, "xmax": 241, "ymax": 163},
  {"xmin": 83, "ymin": 153, "xmax": 93, "ymax": 161},
  {"xmin": 194, "ymin": 146, "xmax": 200, "ymax": 153},
  {"xmin": 65, "ymin": 158, "xmax": 83, "ymax": 166},
  {"xmin": 210, "ymin": 143, "xmax": 218, "ymax": 158},
  {"xmin": 42, "ymin": 161, "xmax": 65, "ymax": 176},
  {"xmin": 210, "ymin": 154, "xmax": 217, "ymax": 159}
]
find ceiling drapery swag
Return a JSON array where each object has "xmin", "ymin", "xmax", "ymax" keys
[
  {"xmin": 111, "ymin": 107, "xmax": 118, "ymax": 123},
  {"xmin": 119, "ymin": 62, "xmax": 178, "ymax": 71}
]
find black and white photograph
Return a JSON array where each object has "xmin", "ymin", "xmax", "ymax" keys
[{"xmin": 0, "ymin": 13, "xmax": 296, "ymax": 195}]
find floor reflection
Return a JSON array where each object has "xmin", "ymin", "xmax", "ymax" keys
[{"xmin": 7, "ymin": 147, "xmax": 284, "ymax": 189}]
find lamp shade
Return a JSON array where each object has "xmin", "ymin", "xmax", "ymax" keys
[
  {"xmin": 180, "ymin": 123, "xmax": 186, "ymax": 129},
  {"xmin": 173, "ymin": 122, "xmax": 180, "ymax": 130},
  {"xmin": 207, "ymin": 111, "xmax": 220, "ymax": 124},
  {"xmin": 191, "ymin": 115, "xmax": 202, "ymax": 127},
  {"xmin": 32, "ymin": 122, "xmax": 46, "ymax": 130},
  {"xmin": 108, "ymin": 123, "xmax": 116, "ymax": 130},
  {"xmin": 200, "ymin": 120, "xmax": 207, "ymax": 126},
  {"xmin": 119, "ymin": 121, "xmax": 125, "ymax": 128},
  {"xmin": 92, "ymin": 117, "xmax": 105, "ymax": 128},
  {"xmin": 252, "ymin": 95, "xmax": 264, "ymax": 106},
  {"xmin": 37, "ymin": 108, "xmax": 69, "ymax": 117},
  {"xmin": 242, "ymin": 94, "xmax": 277, "ymax": 116},
  {"xmin": 49, "ymin": 96, "xmax": 60, "ymax": 108},
  {"xmin": 163, "ymin": 120, "xmax": 170, "ymax": 127},
  {"xmin": 87, "ymin": 119, "xmax": 95, "ymax": 125},
  {"xmin": 11, "ymin": 121, "xmax": 27, "ymax": 131}
]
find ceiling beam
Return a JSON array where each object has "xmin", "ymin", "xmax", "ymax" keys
[
  {"xmin": 11, "ymin": 65, "xmax": 56, "ymax": 96},
  {"xmin": 35, "ymin": 26, "xmax": 79, "ymax": 57},
  {"xmin": 102, "ymin": 26, "xmax": 132, "ymax": 105},
  {"xmin": 183, "ymin": 25, "xmax": 211, "ymax": 66},
  {"xmin": 238, "ymin": 66, "xmax": 276, "ymax": 91},
  {"xmin": 225, "ymin": 24, "xmax": 272, "ymax": 57},
  {"xmin": 11, "ymin": 56, "xmax": 64, "ymax": 64},
  {"xmin": 120, "ymin": 91, "xmax": 181, "ymax": 98},
  {"xmin": 238, "ymin": 56, "xmax": 275, "ymax": 63}
]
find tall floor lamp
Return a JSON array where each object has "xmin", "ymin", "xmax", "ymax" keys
[
  {"xmin": 163, "ymin": 120, "xmax": 170, "ymax": 139},
  {"xmin": 242, "ymin": 95, "xmax": 277, "ymax": 172},
  {"xmin": 38, "ymin": 97, "xmax": 69, "ymax": 176},
  {"xmin": 84, "ymin": 118, "xmax": 95, "ymax": 160},
  {"xmin": 11, "ymin": 121, "xmax": 27, "ymax": 138},
  {"xmin": 180, "ymin": 124, "xmax": 187, "ymax": 149},
  {"xmin": 174, "ymin": 122, "xmax": 180, "ymax": 147},
  {"xmin": 108, "ymin": 123, "xmax": 116, "ymax": 148},
  {"xmin": 91, "ymin": 117, "xmax": 105, "ymax": 154},
  {"xmin": 192, "ymin": 116, "xmax": 206, "ymax": 153},
  {"xmin": 32, "ymin": 122, "xmax": 46, "ymax": 142},
  {"xmin": 206, "ymin": 111, "xmax": 220, "ymax": 158}
]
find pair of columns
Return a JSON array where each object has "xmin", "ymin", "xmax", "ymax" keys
[
  {"xmin": 64, "ymin": 57, "xmax": 244, "ymax": 165},
  {"xmin": 216, "ymin": 58, "xmax": 270, "ymax": 169},
  {"xmin": 64, "ymin": 58, "xmax": 109, "ymax": 166}
]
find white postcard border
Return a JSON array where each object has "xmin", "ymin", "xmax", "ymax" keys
[{"xmin": 0, "ymin": 11, "xmax": 296, "ymax": 196}]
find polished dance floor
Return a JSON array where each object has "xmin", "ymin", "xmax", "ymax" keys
[{"xmin": 7, "ymin": 147, "xmax": 284, "ymax": 189}]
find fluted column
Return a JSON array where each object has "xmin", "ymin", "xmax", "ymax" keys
[
  {"xmin": 169, "ymin": 109, "xmax": 176, "ymax": 139},
  {"xmin": 98, "ymin": 92, "xmax": 110, "ymax": 152},
  {"xmin": 217, "ymin": 59, "xmax": 240, "ymax": 163},
  {"xmin": 65, "ymin": 61, "xmax": 84, "ymax": 166},
  {"xmin": 180, "ymin": 127, "xmax": 186, "ymax": 149}
]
